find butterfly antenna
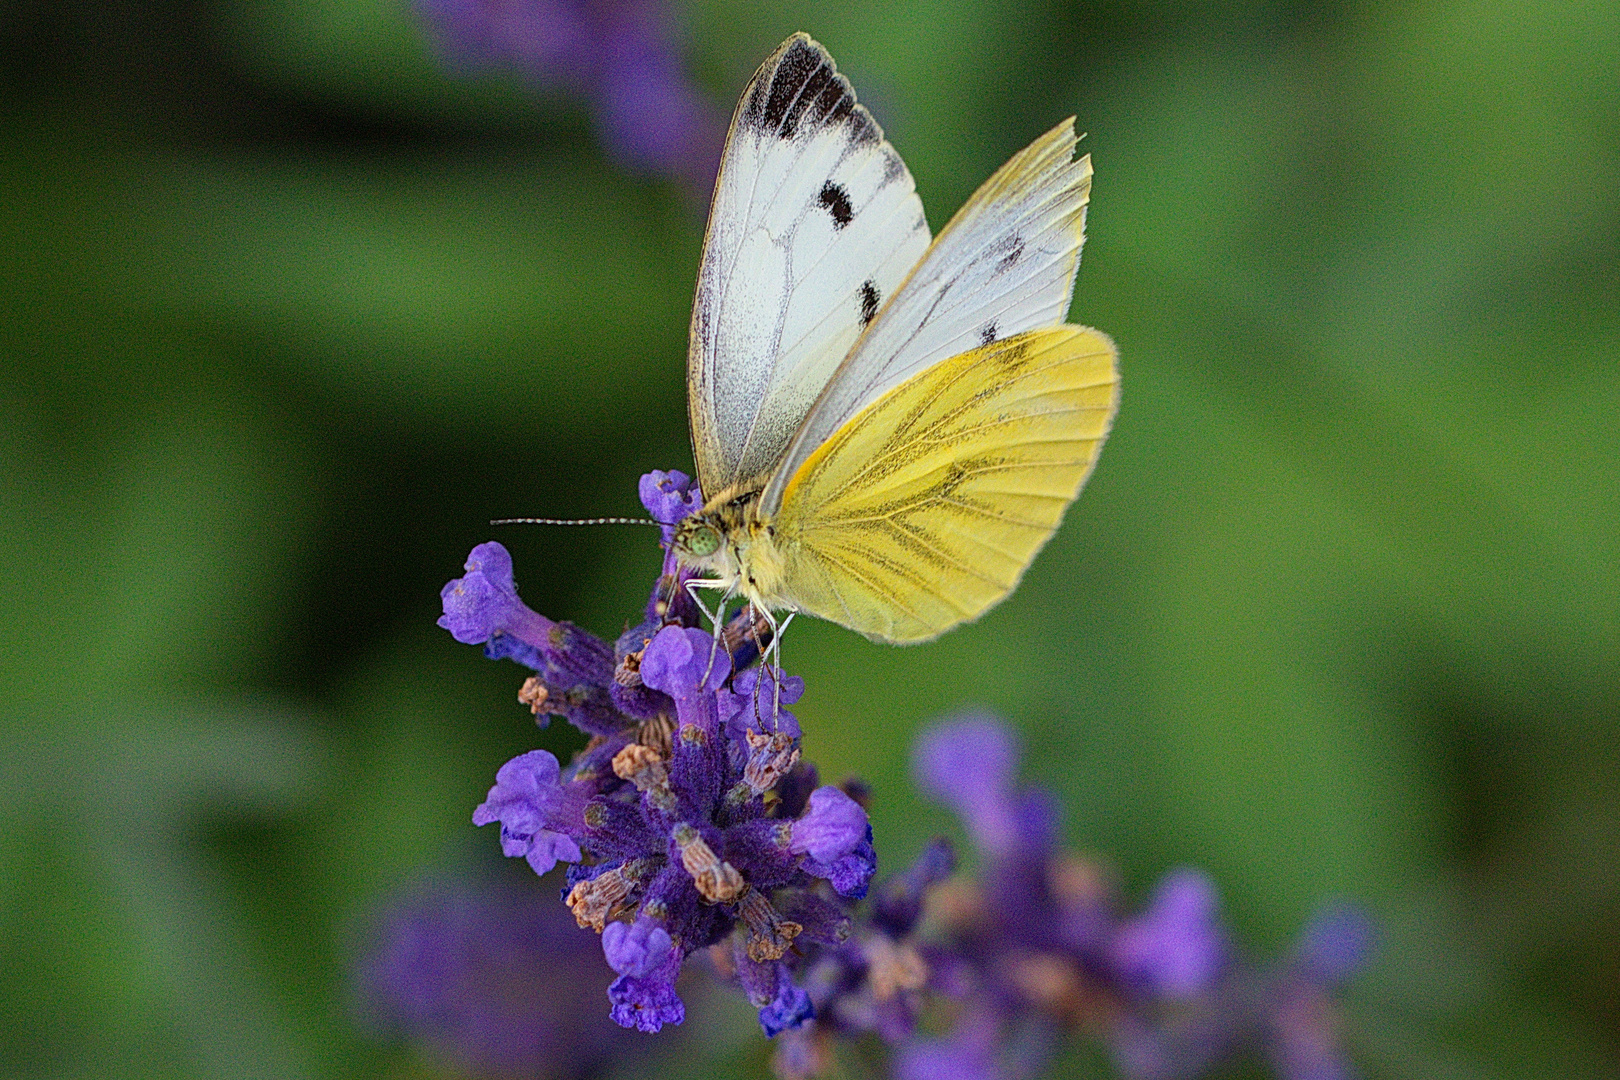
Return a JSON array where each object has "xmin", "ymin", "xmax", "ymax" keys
[{"xmin": 490, "ymin": 516, "xmax": 666, "ymax": 527}]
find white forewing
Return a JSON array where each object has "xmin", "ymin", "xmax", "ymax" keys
[
  {"xmin": 689, "ymin": 34, "xmax": 930, "ymax": 494},
  {"xmin": 762, "ymin": 120, "xmax": 1092, "ymax": 514}
]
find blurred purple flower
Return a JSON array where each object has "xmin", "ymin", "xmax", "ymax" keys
[
  {"xmin": 900, "ymin": 713, "xmax": 1370, "ymax": 1080},
  {"xmin": 353, "ymin": 874, "xmax": 644, "ymax": 1077},
  {"xmin": 912, "ymin": 713, "xmax": 1030, "ymax": 858},
  {"xmin": 1109, "ymin": 867, "xmax": 1226, "ymax": 998},
  {"xmin": 894, "ymin": 1020, "xmax": 1001, "ymax": 1080},
  {"xmin": 1294, "ymin": 903, "xmax": 1375, "ymax": 986},
  {"xmin": 1264, "ymin": 904, "xmax": 1374, "ymax": 1080},
  {"xmin": 415, "ymin": 0, "xmax": 725, "ymax": 190}
]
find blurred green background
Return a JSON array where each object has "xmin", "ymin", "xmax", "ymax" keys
[{"xmin": 3, "ymin": 0, "xmax": 1616, "ymax": 1076}]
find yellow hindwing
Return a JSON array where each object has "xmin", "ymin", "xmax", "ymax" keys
[{"xmin": 771, "ymin": 325, "xmax": 1120, "ymax": 643}]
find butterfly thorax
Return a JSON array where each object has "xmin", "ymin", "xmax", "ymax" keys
[{"xmin": 670, "ymin": 485, "xmax": 791, "ymax": 615}]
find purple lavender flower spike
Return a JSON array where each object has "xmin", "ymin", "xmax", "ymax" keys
[
  {"xmin": 898, "ymin": 710, "xmax": 1373, "ymax": 1080},
  {"xmin": 472, "ymin": 750, "xmax": 583, "ymax": 875},
  {"xmin": 446, "ymin": 490, "xmax": 897, "ymax": 1037},
  {"xmin": 602, "ymin": 916, "xmax": 676, "ymax": 978},
  {"xmin": 1109, "ymin": 868, "xmax": 1226, "ymax": 998},
  {"xmin": 912, "ymin": 713, "xmax": 1023, "ymax": 856},
  {"xmin": 791, "ymin": 787, "xmax": 870, "ymax": 863}
]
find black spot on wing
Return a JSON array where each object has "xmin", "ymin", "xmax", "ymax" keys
[
  {"xmin": 979, "ymin": 323, "xmax": 998, "ymax": 346},
  {"xmin": 859, "ymin": 280, "xmax": 881, "ymax": 326},
  {"xmin": 819, "ymin": 181, "xmax": 854, "ymax": 229}
]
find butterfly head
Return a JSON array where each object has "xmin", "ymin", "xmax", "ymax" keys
[
  {"xmin": 674, "ymin": 517, "xmax": 723, "ymax": 561},
  {"xmin": 670, "ymin": 500, "xmax": 787, "ymax": 606},
  {"xmin": 671, "ymin": 485, "xmax": 759, "ymax": 573}
]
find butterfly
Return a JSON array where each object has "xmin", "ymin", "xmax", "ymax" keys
[{"xmin": 671, "ymin": 33, "xmax": 1119, "ymax": 650}]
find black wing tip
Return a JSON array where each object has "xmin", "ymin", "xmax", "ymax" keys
[
  {"xmin": 738, "ymin": 32, "xmax": 882, "ymax": 147},
  {"xmin": 779, "ymin": 31, "xmax": 824, "ymax": 64}
]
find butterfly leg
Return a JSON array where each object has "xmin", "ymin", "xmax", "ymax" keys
[
  {"xmin": 744, "ymin": 606, "xmax": 795, "ymax": 728},
  {"xmin": 684, "ymin": 577, "xmax": 737, "ymax": 684},
  {"xmin": 745, "ymin": 604, "xmax": 772, "ymax": 726},
  {"xmin": 683, "ymin": 578, "xmax": 726, "ymax": 626},
  {"xmin": 766, "ymin": 609, "xmax": 796, "ymax": 722}
]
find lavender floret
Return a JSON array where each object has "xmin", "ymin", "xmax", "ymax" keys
[
  {"xmin": 439, "ymin": 542, "xmax": 623, "ymax": 734},
  {"xmin": 471, "ymin": 750, "xmax": 584, "ymax": 875},
  {"xmin": 791, "ymin": 786, "xmax": 870, "ymax": 863},
  {"xmin": 1108, "ymin": 867, "xmax": 1226, "ymax": 998}
]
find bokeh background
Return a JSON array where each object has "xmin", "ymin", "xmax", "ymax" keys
[{"xmin": 3, "ymin": 0, "xmax": 1617, "ymax": 1077}]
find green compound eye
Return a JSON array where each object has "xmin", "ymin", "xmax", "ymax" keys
[{"xmin": 685, "ymin": 524, "xmax": 721, "ymax": 557}]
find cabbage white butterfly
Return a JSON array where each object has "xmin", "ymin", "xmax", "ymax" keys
[{"xmin": 673, "ymin": 33, "xmax": 1118, "ymax": 649}]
